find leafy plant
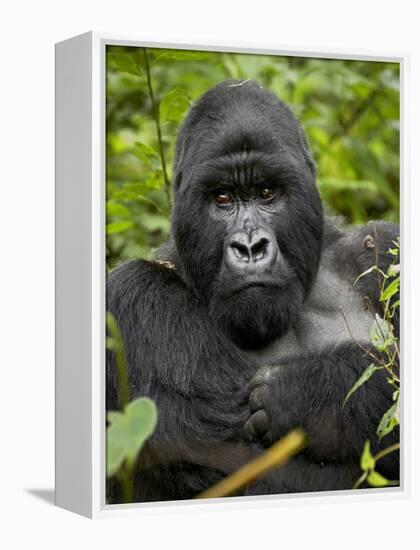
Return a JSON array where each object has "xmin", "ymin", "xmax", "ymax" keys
[
  {"xmin": 343, "ymin": 236, "xmax": 400, "ymax": 488},
  {"xmin": 106, "ymin": 47, "xmax": 399, "ymax": 269},
  {"xmin": 106, "ymin": 312, "xmax": 158, "ymax": 502}
]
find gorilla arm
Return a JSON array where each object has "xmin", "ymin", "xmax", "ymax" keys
[
  {"xmin": 106, "ymin": 260, "xmax": 256, "ymax": 476},
  {"xmin": 245, "ymin": 343, "xmax": 398, "ymax": 477},
  {"xmin": 245, "ymin": 221, "xmax": 400, "ymax": 480}
]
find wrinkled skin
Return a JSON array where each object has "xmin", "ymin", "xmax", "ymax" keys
[{"xmin": 107, "ymin": 80, "xmax": 399, "ymax": 503}]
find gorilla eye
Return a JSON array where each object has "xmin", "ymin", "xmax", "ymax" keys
[
  {"xmin": 260, "ymin": 188, "xmax": 275, "ymax": 201},
  {"xmin": 215, "ymin": 192, "xmax": 234, "ymax": 206}
]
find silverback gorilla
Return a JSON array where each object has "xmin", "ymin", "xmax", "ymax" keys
[{"xmin": 106, "ymin": 80, "xmax": 399, "ymax": 502}]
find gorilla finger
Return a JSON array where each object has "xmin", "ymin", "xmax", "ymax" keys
[
  {"xmin": 244, "ymin": 417, "xmax": 258, "ymax": 440},
  {"xmin": 249, "ymin": 409, "xmax": 270, "ymax": 435},
  {"xmin": 249, "ymin": 384, "xmax": 269, "ymax": 412},
  {"xmin": 251, "ymin": 365, "xmax": 282, "ymax": 387}
]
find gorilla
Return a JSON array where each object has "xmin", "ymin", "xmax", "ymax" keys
[{"xmin": 106, "ymin": 79, "xmax": 399, "ymax": 502}]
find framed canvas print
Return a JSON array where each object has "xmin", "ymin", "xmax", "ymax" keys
[{"xmin": 55, "ymin": 32, "xmax": 406, "ymax": 518}]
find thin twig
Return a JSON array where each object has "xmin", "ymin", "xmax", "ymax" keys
[
  {"xmin": 353, "ymin": 471, "xmax": 368, "ymax": 489},
  {"xmin": 142, "ymin": 48, "xmax": 172, "ymax": 208},
  {"xmin": 339, "ymin": 307, "xmax": 385, "ymax": 366},
  {"xmin": 374, "ymin": 443, "xmax": 400, "ymax": 463},
  {"xmin": 196, "ymin": 429, "xmax": 306, "ymax": 499}
]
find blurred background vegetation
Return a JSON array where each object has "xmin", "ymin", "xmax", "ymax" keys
[{"xmin": 106, "ymin": 47, "xmax": 399, "ymax": 270}]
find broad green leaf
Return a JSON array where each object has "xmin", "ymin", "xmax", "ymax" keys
[
  {"xmin": 367, "ymin": 470, "xmax": 390, "ymax": 487},
  {"xmin": 343, "ymin": 364, "xmax": 381, "ymax": 406},
  {"xmin": 370, "ymin": 315, "xmax": 393, "ymax": 352},
  {"xmin": 107, "ymin": 51, "xmax": 142, "ymax": 77},
  {"xmin": 380, "ymin": 277, "xmax": 400, "ymax": 302},
  {"xmin": 159, "ymin": 88, "xmax": 191, "ymax": 123},
  {"xmin": 112, "ymin": 177, "xmax": 164, "ymax": 201},
  {"xmin": 377, "ymin": 400, "xmax": 399, "ymax": 440},
  {"xmin": 140, "ymin": 213, "xmax": 170, "ymax": 233},
  {"xmin": 106, "ymin": 201, "xmax": 131, "ymax": 218},
  {"xmin": 107, "ymin": 397, "xmax": 158, "ymax": 477},
  {"xmin": 106, "ymin": 220, "xmax": 134, "ymax": 235},
  {"xmin": 132, "ymin": 142, "xmax": 160, "ymax": 167},
  {"xmin": 360, "ymin": 441, "xmax": 375, "ymax": 472}
]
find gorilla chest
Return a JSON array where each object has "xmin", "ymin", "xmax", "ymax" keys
[{"xmin": 245, "ymin": 267, "xmax": 374, "ymax": 367}]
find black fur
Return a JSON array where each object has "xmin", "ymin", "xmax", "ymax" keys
[{"xmin": 107, "ymin": 80, "xmax": 399, "ymax": 502}]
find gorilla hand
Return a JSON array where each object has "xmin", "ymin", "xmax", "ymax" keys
[{"xmin": 244, "ymin": 365, "xmax": 300, "ymax": 446}]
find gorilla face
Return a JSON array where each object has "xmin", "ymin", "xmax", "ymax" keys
[{"xmin": 171, "ymin": 81, "xmax": 324, "ymax": 348}]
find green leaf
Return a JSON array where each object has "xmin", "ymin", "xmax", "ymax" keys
[
  {"xmin": 112, "ymin": 177, "xmax": 164, "ymax": 201},
  {"xmin": 380, "ymin": 277, "xmax": 400, "ymax": 302},
  {"xmin": 159, "ymin": 88, "xmax": 191, "ymax": 123},
  {"xmin": 353, "ymin": 265, "xmax": 377, "ymax": 286},
  {"xmin": 107, "ymin": 51, "xmax": 142, "ymax": 77},
  {"xmin": 106, "ymin": 220, "xmax": 134, "ymax": 235},
  {"xmin": 370, "ymin": 315, "xmax": 393, "ymax": 352},
  {"xmin": 140, "ymin": 213, "xmax": 170, "ymax": 233},
  {"xmin": 106, "ymin": 200, "xmax": 131, "ymax": 218},
  {"xmin": 377, "ymin": 400, "xmax": 399, "ymax": 440},
  {"xmin": 106, "ymin": 397, "xmax": 158, "ymax": 477},
  {"xmin": 367, "ymin": 470, "xmax": 390, "ymax": 487},
  {"xmin": 386, "ymin": 263, "xmax": 400, "ymax": 276},
  {"xmin": 360, "ymin": 441, "xmax": 375, "ymax": 471},
  {"xmin": 132, "ymin": 142, "xmax": 160, "ymax": 167},
  {"xmin": 343, "ymin": 364, "xmax": 381, "ymax": 406},
  {"xmin": 390, "ymin": 299, "xmax": 400, "ymax": 313}
]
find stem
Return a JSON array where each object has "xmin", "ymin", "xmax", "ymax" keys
[
  {"xmin": 106, "ymin": 313, "xmax": 130, "ymax": 409},
  {"xmin": 353, "ymin": 444, "xmax": 400, "ymax": 490},
  {"xmin": 353, "ymin": 471, "xmax": 368, "ymax": 490},
  {"xmin": 339, "ymin": 307, "xmax": 385, "ymax": 366},
  {"xmin": 118, "ymin": 465, "xmax": 134, "ymax": 503},
  {"xmin": 374, "ymin": 443, "xmax": 400, "ymax": 463},
  {"xmin": 142, "ymin": 48, "xmax": 172, "ymax": 208},
  {"xmin": 196, "ymin": 430, "xmax": 306, "ymax": 499}
]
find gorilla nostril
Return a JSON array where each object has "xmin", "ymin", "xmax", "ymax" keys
[
  {"xmin": 231, "ymin": 242, "xmax": 250, "ymax": 262},
  {"xmin": 251, "ymin": 238, "xmax": 269, "ymax": 261}
]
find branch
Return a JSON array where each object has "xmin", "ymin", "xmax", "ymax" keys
[
  {"xmin": 195, "ymin": 429, "xmax": 306, "ymax": 499},
  {"xmin": 142, "ymin": 48, "xmax": 172, "ymax": 208}
]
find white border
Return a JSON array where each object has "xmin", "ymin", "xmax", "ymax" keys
[{"xmin": 56, "ymin": 31, "xmax": 409, "ymax": 519}]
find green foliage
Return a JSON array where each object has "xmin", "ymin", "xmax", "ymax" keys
[
  {"xmin": 354, "ymin": 441, "xmax": 399, "ymax": 489},
  {"xmin": 343, "ymin": 364, "xmax": 381, "ymax": 407},
  {"xmin": 360, "ymin": 440, "xmax": 375, "ymax": 471},
  {"xmin": 106, "ymin": 312, "xmax": 158, "ymax": 502},
  {"xmin": 343, "ymin": 238, "xmax": 400, "ymax": 489},
  {"xmin": 107, "ymin": 397, "xmax": 157, "ymax": 477},
  {"xmin": 106, "ymin": 46, "xmax": 400, "ymax": 269},
  {"xmin": 159, "ymin": 87, "xmax": 191, "ymax": 123},
  {"xmin": 377, "ymin": 399, "xmax": 399, "ymax": 441},
  {"xmin": 106, "ymin": 312, "xmax": 130, "ymax": 409}
]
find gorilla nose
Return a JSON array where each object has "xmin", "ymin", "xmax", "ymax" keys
[{"xmin": 225, "ymin": 229, "xmax": 278, "ymax": 272}]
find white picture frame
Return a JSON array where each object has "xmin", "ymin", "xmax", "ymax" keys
[{"xmin": 55, "ymin": 31, "xmax": 408, "ymax": 518}]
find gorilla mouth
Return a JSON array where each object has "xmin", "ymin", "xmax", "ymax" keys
[{"xmin": 229, "ymin": 281, "xmax": 284, "ymax": 297}]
